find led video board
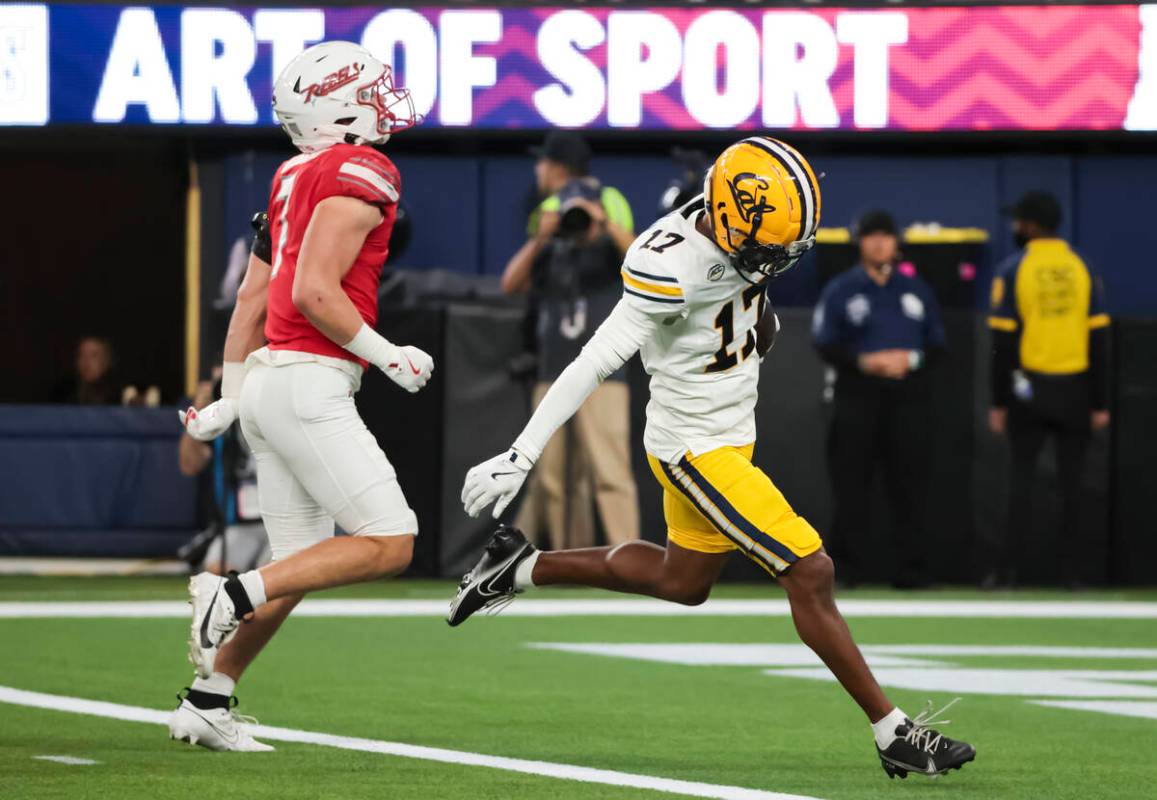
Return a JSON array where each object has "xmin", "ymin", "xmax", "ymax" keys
[{"xmin": 1, "ymin": 4, "xmax": 1154, "ymax": 131}]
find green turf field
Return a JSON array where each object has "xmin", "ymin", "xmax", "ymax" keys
[{"xmin": 2, "ymin": 577, "xmax": 1155, "ymax": 800}]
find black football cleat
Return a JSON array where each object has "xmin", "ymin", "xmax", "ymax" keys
[
  {"xmin": 447, "ymin": 525, "xmax": 536, "ymax": 627},
  {"xmin": 877, "ymin": 701, "xmax": 975, "ymax": 779}
]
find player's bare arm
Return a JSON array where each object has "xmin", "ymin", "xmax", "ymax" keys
[
  {"xmin": 293, "ymin": 194, "xmax": 434, "ymax": 392},
  {"xmin": 181, "ymin": 252, "xmax": 273, "ymax": 442},
  {"xmin": 224, "ymin": 252, "xmax": 272, "ymax": 363},
  {"xmin": 292, "ymin": 195, "xmax": 382, "ymax": 343}
]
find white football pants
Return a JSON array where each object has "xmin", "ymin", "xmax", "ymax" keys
[{"xmin": 239, "ymin": 348, "xmax": 418, "ymax": 560}]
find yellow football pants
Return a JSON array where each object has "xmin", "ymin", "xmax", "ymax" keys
[{"xmin": 647, "ymin": 444, "xmax": 822, "ymax": 576}]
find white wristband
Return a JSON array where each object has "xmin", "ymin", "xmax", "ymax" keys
[
  {"xmin": 505, "ymin": 445, "xmax": 538, "ymax": 470},
  {"xmin": 343, "ymin": 323, "xmax": 397, "ymax": 371},
  {"xmin": 221, "ymin": 361, "xmax": 245, "ymax": 400}
]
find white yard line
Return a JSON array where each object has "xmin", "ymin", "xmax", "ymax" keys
[
  {"xmin": 0, "ymin": 685, "xmax": 821, "ymax": 800},
  {"xmin": 0, "ymin": 558, "xmax": 187, "ymax": 577},
  {"xmin": 1, "ymin": 598, "xmax": 1156, "ymax": 619},
  {"xmin": 32, "ymin": 755, "xmax": 100, "ymax": 765},
  {"xmin": 1031, "ymin": 700, "xmax": 1157, "ymax": 721},
  {"xmin": 529, "ymin": 642, "xmax": 1157, "ymax": 666}
]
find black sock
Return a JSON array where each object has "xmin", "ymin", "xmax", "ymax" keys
[
  {"xmin": 224, "ymin": 571, "xmax": 255, "ymax": 619},
  {"xmin": 183, "ymin": 688, "xmax": 232, "ymax": 711}
]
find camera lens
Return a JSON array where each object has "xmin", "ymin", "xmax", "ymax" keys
[{"xmin": 558, "ymin": 205, "xmax": 592, "ymax": 238}]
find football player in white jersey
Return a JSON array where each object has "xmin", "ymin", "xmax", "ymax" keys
[{"xmin": 450, "ymin": 138, "xmax": 975, "ymax": 779}]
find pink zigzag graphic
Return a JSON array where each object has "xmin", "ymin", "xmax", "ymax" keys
[
  {"xmin": 888, "ymin": 72, "xmax": 1132, "ymax": 129},
  {"xmin": 892, "ymin": 26, "xmax": 1138, "ymax": 87},
  {"xmin": 473, "ymin": 75, "xmax": 545, "ymax": 117},
  {"xmin": 891, "ymin": 59, "xmax": 1136, "ymax": 109},
  {"xmin": 987, "ymin": 5, "xmax": 1127, "ymax": 39}
]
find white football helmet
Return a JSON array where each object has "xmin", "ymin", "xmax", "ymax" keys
[{"xmin": 272, "ymin": 41, "xmax": 419, "ymax": 153}]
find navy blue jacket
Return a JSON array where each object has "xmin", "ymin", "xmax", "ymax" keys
[{"xmin": 812, "ymin": 266, "xmax": 946, "ymax": 370}]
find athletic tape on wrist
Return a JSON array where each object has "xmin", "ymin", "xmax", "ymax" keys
[
  {"xmin": 221, "ymin": 362, "xmax": 245, "ymax": 400},
  {"xmin": 344, "ymin": 323, "xmax": 397, "ymax": 371}
]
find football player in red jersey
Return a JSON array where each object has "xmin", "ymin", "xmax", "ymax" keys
[{"xmin": 170, "ymin": 41, "xmax": 430, "ymax": 751}]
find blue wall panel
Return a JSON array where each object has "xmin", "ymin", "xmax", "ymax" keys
[
  {"xmin": 480, "ymin": 156, "xmax": 538, "ymax": 278},
  {"xmin": 815, "ymin": 156, "xmax": 1001, "ymax": 236},
  {"xmin": 0, "ymin": 406, "xmax": 198, "ymax": 557},
  {"xmin": 211, "ymin": 149, "xmax": 1157, "ymax": 315},
  {"xmin": 589, "ymin": 154, "xmax": 690, "ymax": 232},
  {"xmin": 388, "ymin": 154, "xmax": 481, "ymax": 273},
  {"xmin": 1074, "ymin": 156, "xmax": 1157, "ymax": 316}
]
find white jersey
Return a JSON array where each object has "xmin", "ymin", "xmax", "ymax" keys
[{"xmin": 620, "ymin": 196, "xmax": 767, "ymax": 463}]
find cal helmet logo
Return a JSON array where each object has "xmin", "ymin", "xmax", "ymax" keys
[
  {"xmin": 300, "ymin": 63, "xmax": 363, "ymax": 102},
  {"xmin": 726, "ymin": 173, "xmax": 777, "ymax": 228},
  {"xmin": 721, "ymin": 172, "xmax": 777, "ymax": 240},
  {"xmin": 708, "ymin": 263, "xmax": 726, "ymax": 281}
]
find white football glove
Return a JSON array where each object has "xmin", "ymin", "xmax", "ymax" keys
[
  {"xmin": 179, "ymin": 398, "xmax": 237, "ymax": 442},
  {"xmin": 462, "ymin": 449, "xmax": 534, "ymax": 518},
  {"xmin": 381, "ymin": 343, "xmax": 435, "ymax": 394},
  {"xmin": 344, "ymin": 324, "xmax": 434, "ymax": 394}
]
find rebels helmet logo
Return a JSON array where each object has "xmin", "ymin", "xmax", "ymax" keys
[{"xmin": 300, "ymin": 63, "xmax": 363, "ymax": 102}]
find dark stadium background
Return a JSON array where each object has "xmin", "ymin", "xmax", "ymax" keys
[{"xmin": 1, "ymin": 0, "xmax": 1155, "ymax": 586}]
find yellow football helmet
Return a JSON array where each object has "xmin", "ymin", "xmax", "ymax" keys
[{"xmin": 704, "ymin": 137, "xmax": 821, "ymax": 279}]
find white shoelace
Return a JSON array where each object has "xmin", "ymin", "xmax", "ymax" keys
[
  {"xmin": 904, "ymin": 698, "xmax": 960, "ymax": 753},
  {"xmin": 481, "ymin": 591, "xmax": 519, "ymax": 617},
  {"xmin": 230, "ymin": 710, "xmax": 259, "ymax": 727},
  {"xmin": 212, "ymin": 616, "xmax": 239, "ymax": 642}
]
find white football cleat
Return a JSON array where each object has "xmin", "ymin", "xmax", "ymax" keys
[
  {"xmin": 168, "ymin": 698, "xmax": 274, "ymax": 752},
  {"xmin": 187, "ymin": 573, "xmax": 241, "ymax": 679}
]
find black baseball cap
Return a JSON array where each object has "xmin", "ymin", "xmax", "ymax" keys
[
  {"xmin": 1004, "ymin": 191, "xmax": 1062, "ymax": 231},
  {"xmin": 530, "ymin": 130, "xmax": 591, "ymax": 174},
  {"xmin": 854, "ymin": 209, "xmax": 898, "ymax": 239}
]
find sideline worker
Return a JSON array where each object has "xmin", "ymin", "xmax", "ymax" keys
[
  {"xmin": 812, "ymin": 211, "xmax": 946, "ymax": 588},
  {"xmin": 986, "ymin": 191, "xmax": 1110, "ymax": 588}
]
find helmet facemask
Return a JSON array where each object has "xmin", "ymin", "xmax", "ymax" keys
[
  {"xmin": 353, "ymin": 66, "xmax": 420, "ymax": 139},
  {"xmin": 730, "ymin": 236, "xmax": 815, "ymax": 280}
]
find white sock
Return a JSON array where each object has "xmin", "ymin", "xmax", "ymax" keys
[
  {"xmin": 237, "ymin": 569, "xmax": 267, "ymax": 608},
  {"xmin": 514, "ymin": 551, "xmax": 541, "ymax": 591},
  {"xmin": 872, "ymin": 707, "xmax": 908, "ymax": 749},
  {"xmin": 191, "ymin": 671, "xmax": 236, "ymax": 698}
]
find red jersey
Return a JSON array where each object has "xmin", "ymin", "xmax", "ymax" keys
[{"xmin": 264, "ymin": 143, "xmax": 400, "ymax": 366}]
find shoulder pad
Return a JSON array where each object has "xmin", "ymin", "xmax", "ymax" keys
[{"xmin": 322, "ymin": 146, "xmax": 400, "ymax": 207}]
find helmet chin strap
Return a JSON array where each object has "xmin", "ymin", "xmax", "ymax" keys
[
  {"xmin": 710, "ymin": 210, "xmax": 769, "ymax": 285},
  {"xmin": 730, "ymin": 259, "xmax": 770, "ymax": 287},
  {"xmin": 711, "ymin": 191, "xmax": 800, "ymax": 285}
]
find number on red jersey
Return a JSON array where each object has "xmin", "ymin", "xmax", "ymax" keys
[{"xmin": 270, "ymin": 173, "xmax": 296, "ymax": 277}]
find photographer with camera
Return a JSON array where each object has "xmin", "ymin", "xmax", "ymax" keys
[{"xmin": 501, "ymin": 131, "xmax": 640, "ymax": 551}]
